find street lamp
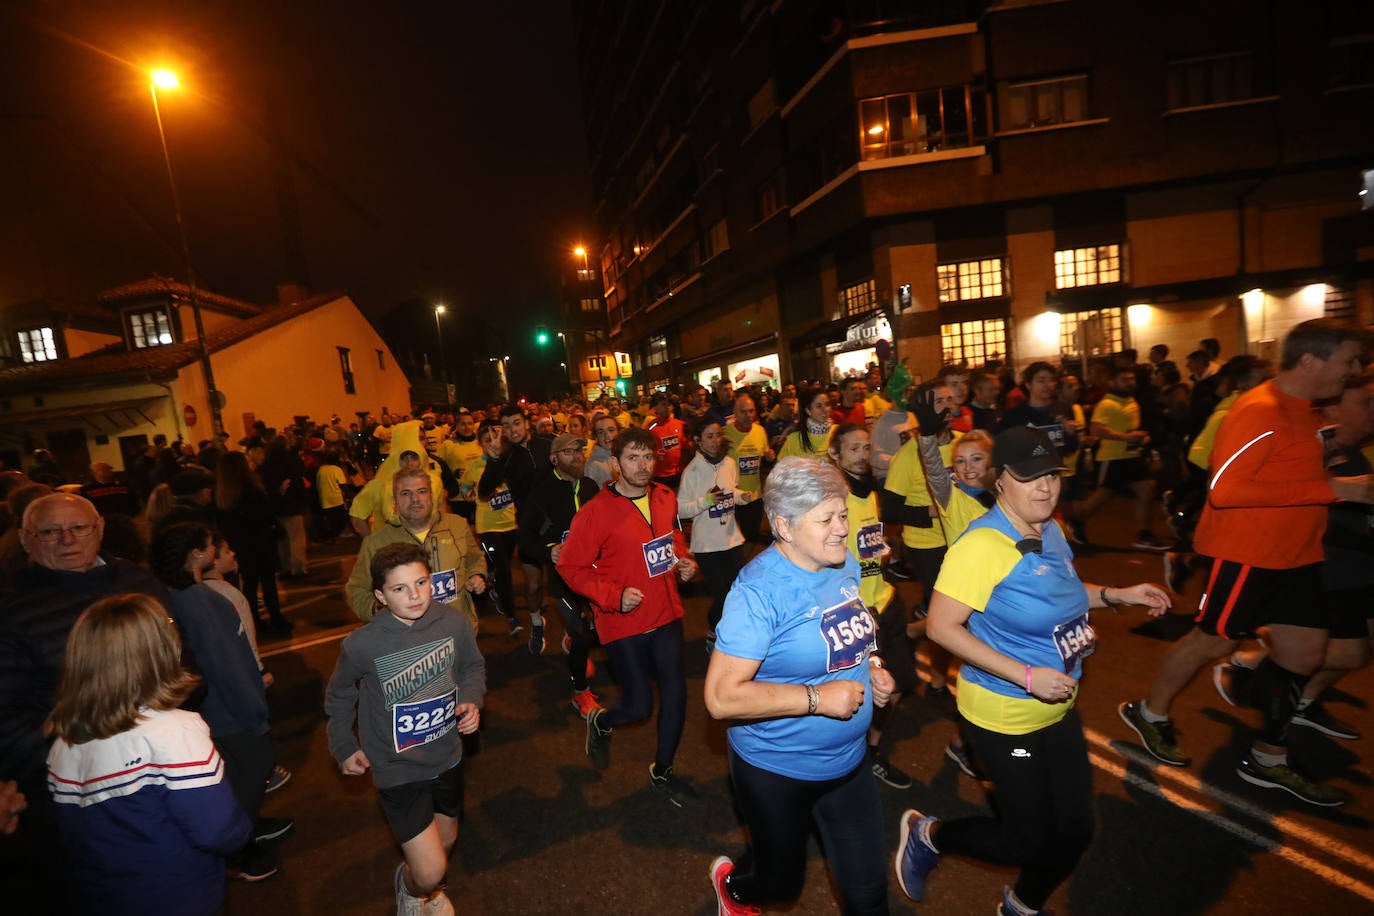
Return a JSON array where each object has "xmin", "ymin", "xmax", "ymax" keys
[
  {"xmin": 433, "ymin": 303, "xmax": 447, "ymax": 382},
  {"xmin": 149, "ymin": 67, "xmax": 224, "ymax": 438}
]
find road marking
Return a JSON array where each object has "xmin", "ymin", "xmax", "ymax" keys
[
  {"xmin": 261, "ymin": 625, "xmax": 358, "ymax": 658},
  {"xmin": 1090, "ymin": 751, "xmax": 1374, "ymax": 904}
]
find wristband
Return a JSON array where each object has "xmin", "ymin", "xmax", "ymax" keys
[
  {"xmin": 1025, "ymin": 664, "xmax": 1034, "ymax": 695},
  {"xmin": 1100, "ymin": 585, "xmax": 1124, "ymax": 608}
]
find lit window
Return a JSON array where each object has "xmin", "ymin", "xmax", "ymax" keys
[
  {"xmin": 17, "ymin": 327, "xmax": 58, "ymax": 363},
  {"xmin": 1054, "ymin": 244, "xmax": 1123, "ymax": 289},
  {"xmin": 937, "ymin": 258, "xmax": 1006, "ymax": 303},
  {"xmin": 588, "ymin": 355, "xmax": 609, "ymax": 370},
  {"xmin": 576, "ymin": 268, "xmax": 597, "ymax": 282},
  {"xmin": 1001, "ymin": 76, "xmax": 1088, "ymax": 130},
  {"xmin": 1166, "ymin": 53, "xmax": 1255, "ymax": 110},
  {"xmin": 1060, "ymin": 308, "xmax": 1125, "ymax": 358},
  {"xmin": 860, "ymin": 86, "xmax": 988, "ymax": 160},
  {"xmin": 580, "ymin": 298, "xmax": 601, "ymax": 313},
  {"xmin": 646, "ymin": 335, "xmax": 668, "ymax": 367},
  {"xmin": 840, "ymin": 280, "xmax": 876, "ymax": 317},
  {"xmin": 129, "ymin": 308, "xmax": 174, "ymax": 348},
  {"xmin": 940, "ymin": 319, "xmax": 1009, "ymax": 367}
]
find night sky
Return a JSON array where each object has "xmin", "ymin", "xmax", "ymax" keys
[{"xmin": 0, "ymin": 0, "xmax": 592, "ymax": 393}]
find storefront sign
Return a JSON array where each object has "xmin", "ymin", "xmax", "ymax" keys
[{"xmin": 844, "ymin": 314, "xmax": 891, "ymax": 347}]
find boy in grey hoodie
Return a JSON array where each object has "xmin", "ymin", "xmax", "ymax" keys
[{"xmin": 325, "ymin": 542, "xmax": 486, "ymax": 916}]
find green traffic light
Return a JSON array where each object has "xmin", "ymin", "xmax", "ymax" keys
[{"xmin": 535, "ymin": 325, "xmax": 549, "ymax": 346}]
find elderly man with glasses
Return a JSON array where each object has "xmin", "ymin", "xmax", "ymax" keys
[{"xmin": 0, "ymin": 493, "xmax": 171, "ymax": 888}]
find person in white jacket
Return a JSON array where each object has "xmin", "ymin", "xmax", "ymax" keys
[{"xmin": 678, "ymin": 417, "xmax": 752, "ymax": 653}]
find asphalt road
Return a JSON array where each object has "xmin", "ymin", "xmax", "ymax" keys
[{"xmin": 230, "ymin": 510, "xmax": 1373, "ymax": 916}]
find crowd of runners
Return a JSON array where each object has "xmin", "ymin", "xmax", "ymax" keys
[{"xmin": 1, "ymin": 317, "xmax": 1371, "ymax": 915}]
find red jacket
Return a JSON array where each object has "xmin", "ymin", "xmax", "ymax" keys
[{"xmin": 556, "ymin": 481, "xmax": 688, "ymax": 644}]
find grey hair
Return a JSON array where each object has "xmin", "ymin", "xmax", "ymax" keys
[
  {"xmin": 763, "ymin": 457, "xmax": 848, "ymax": 534},
  {"xmin": 21, "ymin": 492, "xmax": 98, "ymax": 531}
]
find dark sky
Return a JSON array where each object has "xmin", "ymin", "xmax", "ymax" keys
[{"xmin": 0, "ymin": 0, "xmax": 593, "ymax": 389}]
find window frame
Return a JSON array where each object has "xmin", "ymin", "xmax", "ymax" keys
[
  {"xmin": 1000, "ymin": 74, "xmax": 1089, "ymax": 131},
  {"xmin": 1059, "ymin": 307, "xmax": 1126, "ymax": 359},
  {"xmin": 1165, "ymin": 51, "xmax": 1258, "ymax": 112},
  {"xmin": 1053, "ymin": 243, "xmax": 1125, "ymax": 290},
  {"xmin": 127, "ymin": 306, "xmax": 175, "ymax": 349},
  {"xmin": 940, "ymin": 317, "xmax": 1010, "ymax": 367},
  {"xmin": 840, "ymin": 279, "xmax": 877, "ymax": 318},
  {"xmin": 859, "ymin": 85, "xmax": 988, "ymax": 161},
  {"xmin": 16, "ymin": 326, "xmax": 59, "ymax": 363},
  {"xmin": 338, "ymin": 346, "xmax": 355, "ymax": 395},
  {"xmin": 937, "ymin": 256, "xmax": 1009, "ymax": 303}
]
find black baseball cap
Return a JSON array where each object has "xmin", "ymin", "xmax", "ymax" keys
[{"xmin": 992, "ymin": 426, "xmax": 1069, "ymax": 481}]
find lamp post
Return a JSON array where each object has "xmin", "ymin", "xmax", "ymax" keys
[
  {"xmin": 150, "ymin": 68, "xmax": 224, "ymax": 438},
  {"xmin": 433, "ymin": 304, "xmax": 447, "ymax": 382}
]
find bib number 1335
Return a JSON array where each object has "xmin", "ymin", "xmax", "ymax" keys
[{"xmin": 820, "ymin": 596, "xmax": 876, "ymax": 672}]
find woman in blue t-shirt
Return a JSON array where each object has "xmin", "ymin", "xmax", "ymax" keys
[
  {"xmin": 893, "ymin": 426, "xmax": 1169, "ymax": 916},
  {"xmin": 704, "ymin": 457, "xmax": 897, "ymax": 916}
]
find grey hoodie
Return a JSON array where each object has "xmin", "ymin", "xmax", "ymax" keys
[{"xmin": 325, "ymin": 602, "xmax": 486, "ymax": 789}]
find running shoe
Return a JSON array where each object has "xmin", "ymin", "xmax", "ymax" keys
[
  {"xmin": 649, "ymin": 763, "xmax": 698, "ymax": 807},
  {"xmin": 507, "ymin": 617, "xmax": 524, "ymax": 637},
  {"xmin": 709, "ymin": 856, "xmax": 762, "ymax": 916},
  {"xmin": 253, "ymin": 816, "xmax": 294, "ymax": 844},
  {"xmin": 230, "ymin": 845, "xmax": 279, "ymax": 883},
  {"xmin": 997, "ymin": 885, "xmax": 1054, "ymax": 915},
  {"xmin": 944, "ymin": 741, "xmax": 981, "ymax": 779},
  {"xmin": 264, "ymin": 764, "xmax": 292, "ymax": 794},
  {"xmin": 585, "ymin": 707, "xmax": 612, "ymax": 770},
  {"xmin": 872, "ymin": 754, "xmax": 913, "ymax": 789},
  {"xmin": 894, "ymin": 809, "xmax": 940, "ymax": 901},
  {"xmin": 1132, "ymin": 531, "xmax": 1167, "ymax": 551},
  {"xmin": 528, "ymin": 623, "xmax": 546, "ymax": 656},
  {"xmin": 1118, "ymin": 701, "xmax": 1190, "ymax": 766},
  {"xmin": 1163, "ymin": 550, "xmax": 1190, "ymax": 594},
  {"xmin": 1237, "ymin": 755, "xmax": 1347, "ymax": 807},
  {"xmin": 704, "ymin": 632, "xmax": 717, "ymax": 656},
  {"xmin": 570, "ymin": 688, "xmax": 601, "ymax": 720},
  {"xmin": 394, "ymin": 862, "xmax": 409, "ymax": 916},
  {"xmin": 1291, "ymin": 702, "xmax": 1362, "ymax": 741}
]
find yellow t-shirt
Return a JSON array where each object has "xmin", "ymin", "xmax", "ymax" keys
[
  {"xmin": 885, "ymin": 436, "xmax": 957, "ymax": 550},
  {"xmin": 845, "ymin": 489, "xmax": 893, "ymax": 614},
  {"xmin": 777, "ymin": 427, "xmax": 832, "ymax": 461},
  {"xmin": 460, "ymin": 456, "xmax": 516, "ymax": 534},
  {"xmin": 1188, "ymin": 392, "xmax": 1239, "ymax": 470},
  {"xmin": 1092, "ymin": 393, "xmax": 1141, "ymax": 462},
  {"xmin": 438, "ymin": 438, "xmax": 483, "ymax": 486},
  {"xmin": 723, "ymin": 422, "xmax": 769, "ymax": 496},
  {"xmin": 935, "ymin": 524, "xmax": 1075, "ymax": 735}
]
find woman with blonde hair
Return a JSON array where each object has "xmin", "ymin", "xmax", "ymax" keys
[{"xmin": 45, "ymin": 593, "xmax": 248, "ymax": 915}]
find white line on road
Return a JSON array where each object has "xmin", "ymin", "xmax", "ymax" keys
[
  {"xmin": 1089, "ymin": 751, "xmax": 1374, "ymax": 904},
  {"xmin": 261, "ymin": 625, "xmax": 358, "ymax": 658}
]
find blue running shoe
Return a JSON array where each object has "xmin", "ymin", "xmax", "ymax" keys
[{"xmin": 895, "ymin": 809, "xmax": 940, "ymax": 901}]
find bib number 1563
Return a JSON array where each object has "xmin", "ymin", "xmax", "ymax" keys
[{"xmin": 821, "ymin": 596, "xmax": 876, "ymax": 672}]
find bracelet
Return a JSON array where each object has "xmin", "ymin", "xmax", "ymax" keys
[
  {"xmin": 1100, "ymin": 585, "xmax": 1124, "ymax": 608},
  {"xmin": 805, "ymin": 684, "xmax": 819, "ymax": 716},
  {"xmin": 1025, "ymin": 664, "xmax": 1034, "ymax": 695}
]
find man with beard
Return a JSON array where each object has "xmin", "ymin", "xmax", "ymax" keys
[{"xmin": 518, "ymin": 434, "xmax": 603, "ymax": 718}]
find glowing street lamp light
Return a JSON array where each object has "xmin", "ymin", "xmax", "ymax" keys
[
  {"xmin": 433, "ymin": 304, "xmax": 448, "ymax": 381},
  {"xmin": 149, "ymin": 67, "xmax": 224, "ymax": 438}
]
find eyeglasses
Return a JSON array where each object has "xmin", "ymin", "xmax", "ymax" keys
[{"xmin": 28, "ymin": 522, "xmax": 99, "ymax": 542}]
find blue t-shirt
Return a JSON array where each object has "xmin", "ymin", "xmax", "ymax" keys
[{"xmin": 716, "ymin": 546, "xmax": 875, "ymax": 780}]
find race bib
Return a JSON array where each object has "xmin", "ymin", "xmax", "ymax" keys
[
  {"xmin": 855, "ymin": 523, "xmax": 885, "ymax": 560},
  {"xmin": 489, "ymin": 488, "xmax": 513, "ymax": 511},
  {"xmin": 392, "ymin": 690, "xmax": 458, "ymax": 753},
  {"xmin": 1052, "ymin": 613, "xmax": 1096, "ymax": 673},
  {"xmin": 642, "ymin": 531, "xmax": 677, "ymax": 577},
  {"xmin": 707, "ymin": 491, "xmax": 735, "ymax": 518},
  {"xmin": 430, "ymin": 569, "xmax": 458, "ymax": 604},
  {"xmin": 1038, "ymin": 422, "xmax": 1066, "ymax": 449},
  {"xmin": 738, "ymin": 454, "xmax": 761, "ymax": 477},
  {"xmin": 820, "ymin": 596, "xmax": 877, "ymax": 672},
  {"xmin": 660, "ymin": 434, "xmax": 680, "ymax": 452}
]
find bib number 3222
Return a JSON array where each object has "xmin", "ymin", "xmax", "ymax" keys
[
  {"xmin": 820, "ymin": 596, "xmax": 876, "ymax": 672},
  {"xmin": 392, "ymin": 690, "xmax": 458, "ymax": 753}
]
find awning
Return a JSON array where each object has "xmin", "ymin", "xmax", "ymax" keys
[
  {"xmin": 681, "ymin": 332, "xmax": 780, "ymax": 369},
  {"xmin": 0, "ymin": 396, "xmax": 166, "ymax": 434}
]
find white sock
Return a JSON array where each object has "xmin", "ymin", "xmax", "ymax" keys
[
  {"xmin": 1139, "ymin": 700, "xmax": 1169, "ymax": 724},
  {"xmin": 1251, "ymin": 748, "xmax": 1286, "ymax": 768},
  {"xmin": 917, "ymin": 816, "xmax": 939, "ymax": 854}
]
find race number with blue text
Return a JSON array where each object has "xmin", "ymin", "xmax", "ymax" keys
[
  {"xmin": 855, "ymin": 523, "xmax": 885, "ymax": 559},
  {"xmin": 392, "ymin": 690, "xmax": 458, "ymax": 753},
  {"xmin": 430, "ymin": 569, "xmax": 458, "ymax": 604},
  {"xmin": 820, "ymin": 596, "xmax": 876, "ymax": 672},
  {"xmin": 1052, "ymin": 613, "xmax": 1096, "ymax": 673},
  {"xmin": 642, "ymin": 531, "xmax": 677, "ymax": 577},
  {"xmin": 708, "ymin": 491, "xmax": 735, "ymax": 518},
  {"xmin": 737, "ymin": 454, "xmax": 761, "ymax": 477},
  {"xmin": 489, "ymin": 488, "xmax": 513, "ymax": 511}
]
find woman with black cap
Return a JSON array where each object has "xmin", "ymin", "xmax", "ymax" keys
[{"xmin": 894, "ymin": 425, "xmax": 1170, "ymax": 916}]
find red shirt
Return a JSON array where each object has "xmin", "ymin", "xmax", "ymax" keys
[
  {"xmin": 1193, "ymin": 380, "xmax": 1335, "ymax": 569},
  {"xmin": 646, "ymin": 416, "xmax": 686, "ymax": 478},
  {"xmin": 831, "ymin": 402, "xmax": 866, "ymax": 427}
]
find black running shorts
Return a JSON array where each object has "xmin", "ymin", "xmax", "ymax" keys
[
  {"xmin": 1193, "ymin": 558, "xmax": 1324, "ymax": 640},
  {"xmin": 378, "ymin": 761, "xmax": 466, "ymax": 845},
  {"xmin": 1324, "ymin": 584, "xmax": 1374, "ymax": 640}
]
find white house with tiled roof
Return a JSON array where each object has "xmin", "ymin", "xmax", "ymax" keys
[{"xmin": 0, "ymin": 277, "xmax": 410, "ymax": 478}]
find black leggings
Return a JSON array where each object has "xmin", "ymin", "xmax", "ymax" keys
[
  {"xmin": 935, "ymin": 709, "xmax": 1094, "ymax": 911},
  {"xmin": 697, "ymin": 545, "xmax": 748, "ymax": 633},
  {"xmin": 238, "ymin": 557, "xmax": 283, "ymax": 627},
  {"xmin": 601, "ymin": 620, "xmax": 686, "ymax": 771},
  {"xmin": 725, "ymin": 748, "xmax": 889, "ymax": 915},
  {"xmin": 478, "ymin": 530, "xmax": 517, "ymax": 619},
  {"xmin": 550, "ymin": 568, "xmax": 600, "ymax": 691}
]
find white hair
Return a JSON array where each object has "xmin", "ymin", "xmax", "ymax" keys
[{"xmin": 763, "ymin": 457, "xmax": 847, "ymax": 534}]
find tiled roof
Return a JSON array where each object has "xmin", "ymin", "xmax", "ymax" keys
[
  {"xmin": 0, "ymin": 288, "xmax": 345, "ymax": 396},
  {"xmin": 98, "ymin": 276, "xmax": 265, "ymax": 318}
]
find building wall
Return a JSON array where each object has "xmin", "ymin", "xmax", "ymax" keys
[
  {"xmin": 64, "ymin": 327, "xmax": 120, "ymax": 358},
  {"xmin": 210, "ymin": 296, "xmax": 410, "ymax": 431}
]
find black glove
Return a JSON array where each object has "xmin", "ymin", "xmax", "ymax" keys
[{"xmin": 911, "ymin": 388, "xmax": 948, "ymax": 437}]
